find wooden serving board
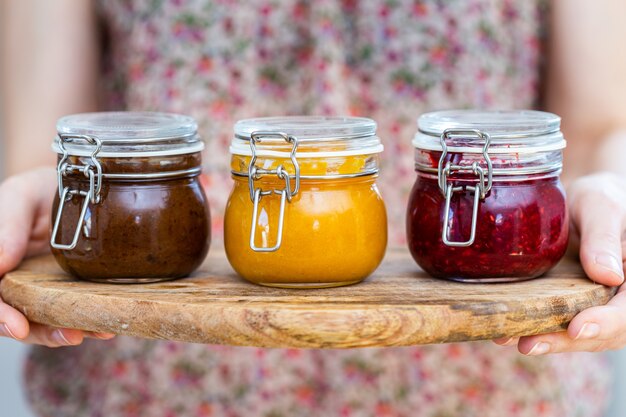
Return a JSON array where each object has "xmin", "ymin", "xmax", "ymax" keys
[{"xmin": 0, "ymin": 249, "xmax": 616, "ymax": 349}]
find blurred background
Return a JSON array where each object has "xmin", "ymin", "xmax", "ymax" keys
[{"xmin": 3, "ymin": 335, "xmax": 626, "ymax": 416}]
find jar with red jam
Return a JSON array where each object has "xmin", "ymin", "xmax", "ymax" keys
[
  {"xmin": 50, "ymin": 112, "xmax": 211, "ymax": 283},
  {"xmin": 407, "ymin": 110, "xmax": 569, "ymax": 282}
]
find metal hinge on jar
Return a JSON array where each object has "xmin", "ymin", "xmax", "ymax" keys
[
  {"xmin": 50, "ymin": 134, "xmax": 103, "ymax": 250},
  {"xmin": 438, "ymin": 129, "xmax": 493, "ymax": 247},
  {"xmin": 248, "ymin": 131, "xmax": 300, "ymax": 252}
]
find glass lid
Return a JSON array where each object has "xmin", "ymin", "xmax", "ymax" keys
[
  {"xmin": 53, "ymin": 112, "xmax": 203, "ymax": 157},
  {"xmin": 413, "ymin": 110, "xmax": 566, "ymax": 154},
  {"xmin": 230, "ymin": 116, "xmax": 383, "ymax": 157}
]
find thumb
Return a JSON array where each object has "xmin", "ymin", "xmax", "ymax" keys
[{"xmin": 570, "ymin": 177, "xmax": 625, "ymax": 286}]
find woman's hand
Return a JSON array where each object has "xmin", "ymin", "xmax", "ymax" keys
[
  {"xmin": 0, "ymin": 168, "xmax": 114, "ymax": 347},
  {"xmin": 496, "ymin": 172, "xmax": 626, "ymax": 354}
]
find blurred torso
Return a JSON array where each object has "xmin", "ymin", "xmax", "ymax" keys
[{"xmin": 25, "ymin": 2, "xmax": 611, "ymax": 417}]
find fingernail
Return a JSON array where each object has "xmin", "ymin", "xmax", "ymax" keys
[
  {"xmin": 52, "ymin": 330, "xmax": 72, "ymax": 346},
  {"xmin": 0, "ymin": 323, "xmax": 17, "ymax": 339},
  {"xmin": 494, "ymin": 337, "xmax": 514, "ymax": 346},
  {"xmin": 595, "ymin": 254, "xmax": 624, "ymax": 279},
  {"xmin": 575, "ymin": 322, "xmax": 601, "ymax": 340},
  {"xmin": 527, "ymin": 342, "xmax": 551, "ymax": 356},
  {"xmin": 92, "ymin": 333, "xmax": 116, "ymax": 340}
]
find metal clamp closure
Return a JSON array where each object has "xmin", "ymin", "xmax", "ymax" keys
[
  {"xmin": 50, "ymin": 134, "xmax": 103, "ymax": 250},
  {"xmin": 438, "ymin": 129, "xmax": 492, "ymax": 247},
  {"xmin": 247, "ymin": 131, "xmax": 299, "ymax": 252}
]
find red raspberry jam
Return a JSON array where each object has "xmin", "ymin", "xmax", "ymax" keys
[
  {"xmin": 407, "ymin": 173, "xmax": 568, "ymax": 280},
  {"xmin": 407, "ymin": 110, "xmax": 569, "ymax": 282}
]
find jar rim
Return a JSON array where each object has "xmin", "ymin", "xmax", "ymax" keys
[
  {"xmin": 234, "ymin": 116, "xmax": 376, "ymax": 141},
  {"xmin": 413, "ymin": 110, "xmax": 566, "ymax": 154},
  {"xmin": 417, "ymin": 110, "xmax": 560, "ymax": 137},
  {"xmin": 231, "ymin": 116, "xmax": 383, "ymax": 158},
  {"xmin": 53, "ymin": 112, "xmax": 204, "ymax": 157}
]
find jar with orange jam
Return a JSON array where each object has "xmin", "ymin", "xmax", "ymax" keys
[{"xmin": 225, "ymin": 116, "xmax": 387, "ymax": 288}]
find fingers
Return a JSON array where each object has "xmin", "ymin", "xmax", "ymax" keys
[
  {"xmin": 0, "ymin": 296, "xmax": 30, "ymax": 340},
  {"xmin": 0, "ymin": 324, "xmax": 115, "ymax": 347},
  {"xmin": 0, "ymin": 167, "xmax": 57, "ymax": 274},
  {"xmin": 566, "ymin": 285, "xmax": 626, "ymax": 341},
  {"xmin": 84, "ymin": 332, "xmax": 116, "ymax": 340},
  {"xmin": 21, "ymin": 324, "xmax": 86, "ymax": 347},
  {"xmin": 0, "ymin": 317, "xmax": 83, "ymax": 348},
  {"xmin": 512, "ymin": 287, "xmax": 626, "ymax": 355},
  {"xmin": 569, "ymin": 174, "xmax": 626, "ymax": 286},
  {"xmin": 493, "ymin": 337, "xmax": 519, "ymax": 346},
  {"xmin": 517, "ymin": 332, "xmax": 613, "ymax": 355},
  {"xmin": 0, "ymin": 314, "xmax": 115, "ymax": 348},
  {"xmin": 1, "ymin": 294, "xmax": 114, "ymax": 347},
  {"xmin": 502, "ymin": 289, "xmax": 626, "ymax": 355},
  {"xmin": 18, "ymin": 327, "xmax": 114, "ymax": 347},
  {"xmin": 0, "ymin": 177, "xmax": 38, "ymax": 274}
]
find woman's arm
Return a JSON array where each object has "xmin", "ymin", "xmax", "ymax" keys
[
  {"xmin": 498, "ymin": 0, "xmax": 626, "ymax": 355},
  {"xmin": 0, "ymin": 0, "xmax": 100, "ymax": 175},
  {"xmin": 0, "ymin": 1, "xmax": 113, "ymax": 346},
  {"xmin": 546, "ymin": 0, "xmax": 626, "ymax": 178}
]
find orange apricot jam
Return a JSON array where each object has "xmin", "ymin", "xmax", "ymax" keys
[{"xmin": 224, "ymin": 116, "xmax": 387, "ymax": 288}]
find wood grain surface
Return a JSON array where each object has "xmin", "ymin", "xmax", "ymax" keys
[{"xmin": 0, "ymin": 248, "xmax": 616, "ymax": 348}]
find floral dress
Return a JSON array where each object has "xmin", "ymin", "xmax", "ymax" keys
[{"xmin": 24, "ymin": 1, "xmax": 612, "ymax": 416}]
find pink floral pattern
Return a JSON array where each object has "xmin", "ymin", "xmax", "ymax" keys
[
  {"xmin": 26, "ymin": 339, "xmax": 611, "ymax": 417},
  {"xmin": 24, "ymin": 1, "xmax": 611, "ymax": 416}
]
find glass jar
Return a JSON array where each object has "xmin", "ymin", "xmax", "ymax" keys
[
  {"xmin": 50, "ymin": 112, "xmax": 211, "ymax": 283},
  {"xmin": 225, "ymin": 116, "xmax": 387, "ymax": 288},
  {"xmin": 407, "ymin": 110, "xmax": 569, "ymax": 282}
]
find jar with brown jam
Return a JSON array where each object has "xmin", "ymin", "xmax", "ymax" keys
[
  {"xmin": 224, "ymin": 116, "xmax": 387, "ymax": 288},
  {"xmin": 50, "ymin": 112, "xmax": 211, "ymax": 283},
  {"xmin": 407, "ymin": 110, "xmax": 568, "ymax": 282}
]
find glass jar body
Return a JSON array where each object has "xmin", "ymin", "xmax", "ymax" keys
[
  {"xmin": 406, "ymin": 172, "xmax": 568, "ymax": 281},
  {"xmin": 51, "ymin": 154, "xmax": 211, "ymax": 283},
  {"xmin": 224, "ymin": 176, "xmax": 387, "ymax": 288}
]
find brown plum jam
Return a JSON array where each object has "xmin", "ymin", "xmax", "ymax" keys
[
  {"xmin": 407, "ymin": 110, "xmax": 569, "ymax": 282},
  {"xmin": 50, "ymin": 112, "xmax": 211, "ymax": 283}
]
